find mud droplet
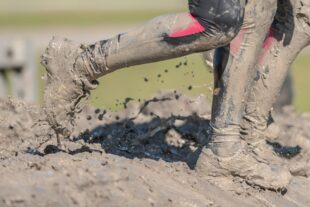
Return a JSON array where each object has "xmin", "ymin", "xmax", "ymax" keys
[
  {"xmin": 175, "ymin": 62, "xmax": 182, "ymax": 68},
  {"xmin": 94, "ymin": 109, "xmax": 101, "ymax": 114},
  {"xmin": 98, "ymin": 110, "xmax": 107, "ymax": 121},
  {"xmin": 98, "ymin": 114, "xmax": 104, "ymax": 121},
  {"xmin": 86, "ymin": 115, "xmax": 92, "ymax": 121},
  {"xmin": 144, "ymin": 77, "xmax": 149, "ymax": 82},
  {"xmin": 157, "ymin": 74, "xmax": 161, "ymax": 78},
  {"xmin": 44, "ymin": 145, "xmax": 61, "ymax": 155},
  {"xmin": 164, "ymin": 69, "xmax": 168, "ymax": 73},
  {"xmin": 123, "ymin": 97, "xmax": 134, "ymax": 109},
  {"xmin": 188, "ymin": 85, "xmax": 193, "ymax": 91},
  {"xmin": 115, "ymin": 116, "xmax": 120, "ymax": 121}
]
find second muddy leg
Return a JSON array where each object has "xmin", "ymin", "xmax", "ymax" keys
[{"xmin": 242, "ymin": 0, "xmax": 310, "ymax": 144}]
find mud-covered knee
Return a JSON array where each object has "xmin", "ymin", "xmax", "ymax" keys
[{"xmin": 189, "ymin": 0, "xmax": 244, "ymax": 38}]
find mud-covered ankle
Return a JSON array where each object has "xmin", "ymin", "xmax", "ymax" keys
[
  {"xmin": 209, "ymin": 123, "xmax": 242, "ymax": 157},
  {"xmin": 74, "ymin": 53, "xmax": 96, "ymax": 80},
  {"xmin": 209, "ymin": 139, "xmax": 242, "ymax": 157},
  {"xmin": 241, "ymin": 111, "xmax": 268, "ymax": 138},
  {"xmin": 240, "ymin": 128, "xmax": 266, "ymax": 146},
  {"xmin": 78, "ymin": 42, "xmax": 110, "ymax": 80}
]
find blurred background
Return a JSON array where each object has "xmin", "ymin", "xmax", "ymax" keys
[{"xmin": 0, "ymin": 0, "xmax": 309, "ymax": 112}]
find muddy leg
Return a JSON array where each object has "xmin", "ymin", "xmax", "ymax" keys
[
  {"xmin": 41, "ymin": 0, "xmax": 245, "ymax": 141},
  {"xmin": 241, "ymin": 0, "xmax": 310, "ymax": 144},
  {"xmin": 210, "ymin": 0, "xmax": 277, "ymax": 157},
  {"xmin": 79, "ymin": 0, "xmax": 245, "ymax": 79}
]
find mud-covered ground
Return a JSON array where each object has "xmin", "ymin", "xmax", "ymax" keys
[{"xmin": 0, "ymin": 91, "xmax": 309, "ymax": 207}]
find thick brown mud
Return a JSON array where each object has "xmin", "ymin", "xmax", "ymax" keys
[{"xmin": 0, "ymin": 91, "xmax": 309, "ymax": 207}]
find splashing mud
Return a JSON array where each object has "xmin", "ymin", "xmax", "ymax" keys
[{"xmin": 0, "ymin": 91, "xmax": 309, "ymax": 206}]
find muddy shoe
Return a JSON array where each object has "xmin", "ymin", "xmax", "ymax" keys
[
  {"xmin": 196, "ymin": 140, "xmax": 291, "ymax": 190},
  {"xmin": 240, "ymin": 112, "xmax": 290, "ymax": 161},
  {"xmin": 243, "ymin": 129, "xmax": 287, "ymax": 161},
  {"xmin": 41, "ymin": 37, "xmax": 98, "ymax": 143}
]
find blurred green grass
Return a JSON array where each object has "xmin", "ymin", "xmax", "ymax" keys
[
  {"xmin": 0, "ymin": 10, "xmax": 182, "ymax": 27},
  {"xmin": 91, "ymin": 54, "xmax": 214, "ymax": 111},
  {"xmin": 37, "ymin": 54, "xmax": 214, "ymax": 111},
  {"xmin": 292, "ymin": 54, "xmax": 310, "ymax": 112}
]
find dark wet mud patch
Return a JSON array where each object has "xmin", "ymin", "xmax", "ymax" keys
[
  {"xmin": 267, "ymin": 140, "xmax": 302, "ymax": 159},
  {"xmin": 75, "ymin": 114, "xmax": 210, "ymax": 168}
]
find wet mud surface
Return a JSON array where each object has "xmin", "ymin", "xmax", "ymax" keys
[{"xmin": 0, "ymin": 91, "xmax": 309, "ymax": 207}]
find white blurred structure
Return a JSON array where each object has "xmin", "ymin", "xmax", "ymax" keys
[{"xmin": 0, "ymin": 40, "xmax": 37, "ymax": 102}]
